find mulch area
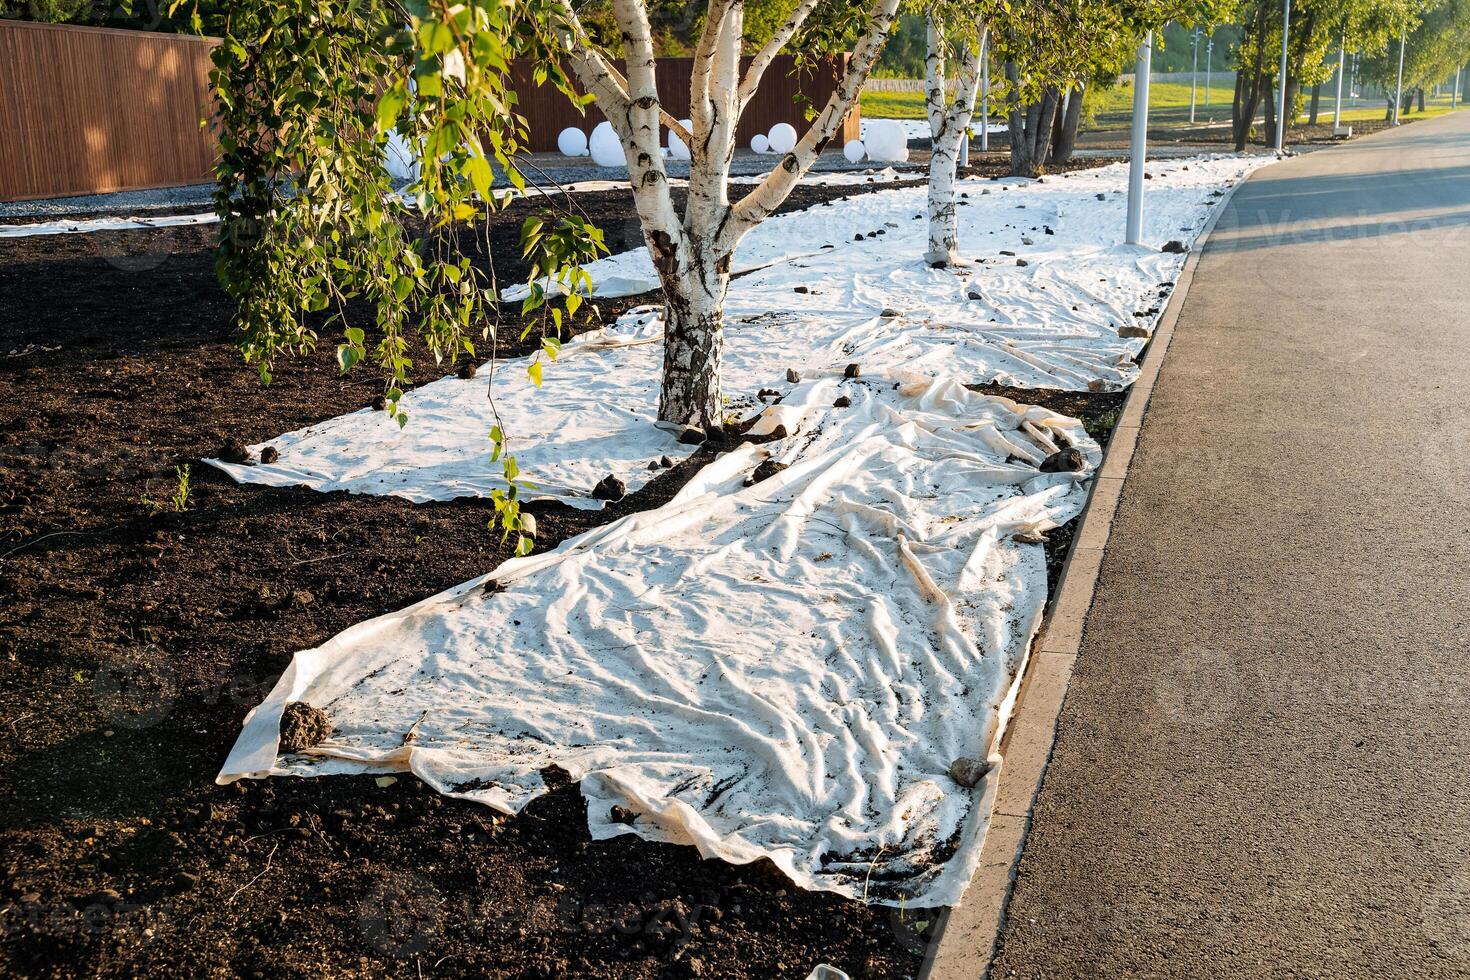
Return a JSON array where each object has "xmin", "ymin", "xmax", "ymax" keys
[{"xmin": 0, "ymin": 163, "xmax": 1121, "ymax": 978}]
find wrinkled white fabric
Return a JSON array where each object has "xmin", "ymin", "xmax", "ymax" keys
[
  {"xmin": 209, "ymin": 155, "xmax": 1258, "ymax": 508},
  {"xmin": 0, "ymin": 212, "xmax": 219, "ymax": 237},
  {"xmin": 218, "ymin": 373, "xmax": 1098, "ymax": 907}
]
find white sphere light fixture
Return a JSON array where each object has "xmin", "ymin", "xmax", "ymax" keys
[
  {"xmin": 589, "ymin": 121, "xmax": 627, "ymax": 168},
  {"xmin": 865, "ymin": 120, "xmax": 908, "ymax": 162},
  {"xmin": 556, "ymin": 127, "xmax": 588, "ymax": 157},
  {"xmin": 843, "ymin": 139, "xmax": 866, "ymax": 163},
  {"xmin": 767, "ymin": 122, "xmax": 798, "ymax": 154},
  {"xmin": 668, "ymin": 119, "xmax": 693, "ymax": 160}
]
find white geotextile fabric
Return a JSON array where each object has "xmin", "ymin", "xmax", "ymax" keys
[
  {"xmin": 0, "ymin": 212, "xmax": 219, "ymax": 237},
  {"xmin": 218, "ymin": 372, "xmax": 1098, "ymax": 906},
  {"xmin": 209, "ymin": 155, "xmax": 1259, "ymax": 508},
  {"xmin": 859, "ymin": 118, "xmax": 1007, "ymax": 141}
]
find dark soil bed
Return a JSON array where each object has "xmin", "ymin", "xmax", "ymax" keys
[{"xmin": 0, "ymin": 164, "xmax": 1120, "ymax": 979}]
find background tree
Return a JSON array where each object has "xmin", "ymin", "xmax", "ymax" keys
[
  {"xmin": 1230, "ymin": 0, "xmax": 1423, "ymax": 150},
  {"xmin": 995, "ymin": 1, "xmax": 1227, "ymax": 178},
  {"xmin": 1358, "ymin": 0, "xmax": 1470, "ymax": 116}
]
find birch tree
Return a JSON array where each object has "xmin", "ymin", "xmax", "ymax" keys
[
  {"xmin": 554, "ymin": 0, "xmax": 901, "ymax": 430},
  {"xmin": 922, "ymin": 8, "xmax": 987, "ymax": 266}
]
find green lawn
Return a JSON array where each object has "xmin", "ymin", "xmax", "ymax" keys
[
  {"xmin": 859, "ymin": 90, "xmax": 930, "ymax": 119},
  {"xmin": 861, "ymin": 83, "xmax": 1466, "ymax": 132}
]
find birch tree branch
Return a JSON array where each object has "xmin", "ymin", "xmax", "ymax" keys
[
  {"xmin": 554, "ymin": 0, "xmax": 692, "ymax": 146},
  {"xmin": 605, "ymin": 0, "xmax": 683, "ymax": 243},
  {"xmin": 722, "ymin": 0, "xmax": 902, "ymax": 248},
  {"xmin": 737, "ymin": 0, "xmax": 822, "ymax": 108}
]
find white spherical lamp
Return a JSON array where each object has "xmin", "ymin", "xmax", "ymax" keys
[
  {"xmin": 589, "ymin": 121, "xmax": 626, "ymax": 168},
  {"xmin": 556, "ymin": 127, "xmax": 588, "ymax": 158},
  {"xmin": 767, "ymin": 122, "xmax": 798, "ymax": 154},
  {"xmin": 866, "ymin": 120, "xmax": 907, "ymax": 162},
  {"xmin": 842, "ymin": 139, "xmax": 866, "ymax": 164},
  {"xmin": 668, "ymin": 119, "xmax": 692, "ymax": 160}
]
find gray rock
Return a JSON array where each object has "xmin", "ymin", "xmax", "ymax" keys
[
  {"xmin": 949, "ymin": 756, "xmax": 991, "ymax": 788},
  {"xmin": 1039, "ymin": 448, "xmax": 1086, "ymax": 473}
]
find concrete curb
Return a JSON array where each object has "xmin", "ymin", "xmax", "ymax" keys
[{"xmin": 917, "ymin": 170, "xmax": 1251, "ymax": 980}]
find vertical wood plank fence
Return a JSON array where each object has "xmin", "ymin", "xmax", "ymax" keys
[
  {"xmin": 0, "ymin": 21, "xmax": 861, "ymax": 202},
  {"xmin": 0, "ymin": 21, "xmax": 219, "ymax": 202}
]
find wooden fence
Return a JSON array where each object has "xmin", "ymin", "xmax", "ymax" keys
[
  {"xmin": 0, "ymin": 21, "xmax": 860, "ymax": 202},
  {"xmin": 0, "ymin": 21, "xmax": 219, "ymax": 202}
]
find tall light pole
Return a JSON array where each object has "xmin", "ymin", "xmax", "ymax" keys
[
  {"xmin": 980, "ymin": 35, "xmax": 990, "ymax": 153},
  {"xmin": 1333, "ymin": 32, "xmax": 1346, "ymax": 129},
  {"xmin": 1454, "ymin": 65, "xmax": 1461, "ymax": 110},
  {"xmin": 1275, "ymin": 0, "xmax": 1292, "ymax": 151},
  {"xmin": 1205, "ymin": 37, "xmax": 1214, "ymax": 108},
  {"xmin": 1126, "ymin": 31, "xmax": 1152, "ymax": 246},
  {"xmin": 1190, "ymin": 28, "xmax": 1200, "ymax": 124},
  {"xmin": 1393, "ymin": 30, "xmax": 1406, "ymax": 125}
]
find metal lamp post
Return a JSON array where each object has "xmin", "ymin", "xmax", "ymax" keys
[
  {"xmin": 1205, "ymin": 37, "xmax": 1214, "ymax": 109},
  {"xmin": 980, "ymin": 36, "xmax": 990, "ymax": 154},
  {"xmin": 1126, "ymin": 32, "xmax": 1152, "ymax": 246},
  {"xmin": 1275, "ymin": 0, "xmax": 1292, "ymax": 151},
  {"xmin": 1333, "ymin": 32, "xmax": 1346, "ymax": 130},
  {"xmin": 1190, "ymin": 28, "xmax": 1200, "ymax": 124},
  {"xmin": 1394, "ymin": 30, "xmax": 1406, "ymax": 125}
]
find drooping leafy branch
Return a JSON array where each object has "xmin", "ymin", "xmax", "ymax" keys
[{"xmin": 193, "ymin": 0, "xmax": 608, "ymax": 554}]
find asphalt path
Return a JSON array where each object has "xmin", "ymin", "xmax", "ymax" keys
[{"xmin": 990, "ymin": 111, "xmax": 1470, "ymax": 978}]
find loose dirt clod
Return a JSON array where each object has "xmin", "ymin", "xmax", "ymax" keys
[
  {"xmin": 1161, "ymin": 240, "xmax": 1188, "ymax": 254},
  {"xmin": 609, "ymin": 805, "xmax": 638, "ymax": 825},
  {"xmin": 259, "ymin": 446, "xmax": 279, "ymax": 465},
  {"xmin": 749, "ymin": 460, "xmax": 788, "ymax": 485},
  {"xmin": 659, "ymin": 455, "xmax": 674, "ymax": 468},
  {"xmin": 844, "ymin": 363, "xmax": 861, "ymax": 379},
  {"xmin": 592, "ymin": 474, "xmax": 627, "ymax": 501},
  {"xmin": 217, "ymin": 439, "xmax": 251, "ymax": 464},
  {"xmin": 457, "ymin": 361, "xmax": 477, "ymax": 380},
  {"xmin": 1119, "ymin": 324, "xmax": 1152, "ymax": 339},
  {"xmin": 948, "ymin": 757, "xmax": 991, "ymax": 788},
  {"xmin": 1039, "ymin": 447, "xmax": 1086, "ymax": 473},
  {"xmin": 279, "ymin": 702, "xmax": 331, "ymax": 753},
  {"xmin": 786, "ymin": 368, "xmax": 801, "ymax": 383},
  {"xmin": 677, "ymin": 426, "xmax": 706, "ymax": 445},
  {"xmin": 370, "ymin": 394, "xmax": 388, "ymax": 411},
  {"xmin": 880, "ymin": 307, "xmax": 901, "ymax": 318},
  {"xmin": 833, "ymin": 395, "xmax": 852, "ymax": 408}
]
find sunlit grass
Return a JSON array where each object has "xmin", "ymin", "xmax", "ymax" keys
[{"xmin": 861, "ymin": 81, "xmax": 1468, "ymax": 132}]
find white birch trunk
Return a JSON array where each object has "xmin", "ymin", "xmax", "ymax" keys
[
  {"xmin": 557, "ymin": 0, "xmax": 901, "ymax": 426},
  {"xmin": 924, "ymin": 18, "xmax": 986, "ymax": 268}
]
